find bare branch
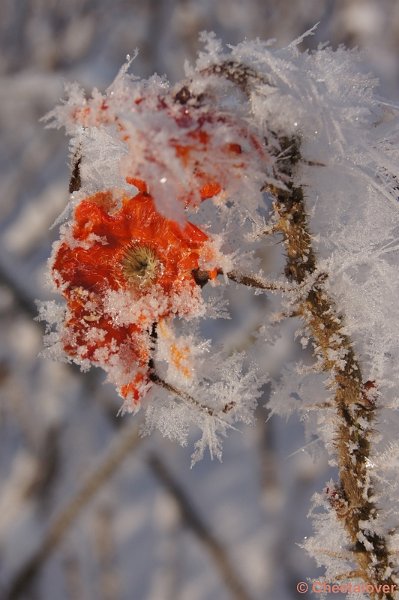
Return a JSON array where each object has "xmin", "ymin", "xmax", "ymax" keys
[
  {"xmin": 227, "ymin": 270, "xmax": 288, "ymax": 292},
  {"xmin": 192, "ymin": 267, "xmax": 287, "ymax": 292}
]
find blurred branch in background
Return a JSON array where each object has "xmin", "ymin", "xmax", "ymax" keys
[
  {"xmin": 92, "ymin": 505, "xmax": 121, "ymax": 600},
  {"xmin": 5, "ymin": 423, "xmax": 254, "ymax": 600},
  {"xmin": 148, "ymin": 454, "xmax": 253, "ymax": 600},
  {"xmin": 6, "ymin": 421, "xmax": 142, "ymax": 599}
]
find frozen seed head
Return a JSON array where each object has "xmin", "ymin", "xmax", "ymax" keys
[{"xmin": 121, "ymin": 245, "xmax": 160, "ymax": 288}]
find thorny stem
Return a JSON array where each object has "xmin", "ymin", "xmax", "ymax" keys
[
  {"xmin": 267, "ymin": 135, "xmax": 397, "ymax": 598},
  {"xmin": 203, "ymin": 59, "xmax": 397, "ymax": 598}
]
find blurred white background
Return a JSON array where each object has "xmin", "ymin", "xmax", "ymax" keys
[{"xmin": 1, "ymin": 2, "xmax": 399, "ymax": 599}]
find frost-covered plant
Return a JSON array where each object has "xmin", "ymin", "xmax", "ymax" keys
[{"xmin": 40, "ymin": 30, "xmax": 399, "ymax": 598}]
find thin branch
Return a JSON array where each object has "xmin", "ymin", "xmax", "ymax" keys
[
  {"xmin": 192, "ymin": 267, "xmax": 287, "ymax": 292},
  {"xmin": 148, "ymin": 454, "xmax": 253, "ymax": 600},
  {"xmin": 149, "ymin": 323, "xmax": 236, "ymax": 418},
  {"xmin": 226, "ymin": 270, "xmax": 289, "ymax": 292},
  {"xmin": 150, "ymin": 372, "xmax": 235, "ymax": 418},
  {"xmin": 150, "ymin": 371, "xmax": 215, "ymax": 415},
  {"xmin": 6, "ymin": 421, "xmax": 142, "ymax": 599}
]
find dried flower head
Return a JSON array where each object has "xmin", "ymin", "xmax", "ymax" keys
[
  {"xmin": 59, "ymin": 77, "xmax": 266, "ymax": 216},
  {"xmin": 50, "ymin": 187, "xmax": 215, "ymax": 405}
]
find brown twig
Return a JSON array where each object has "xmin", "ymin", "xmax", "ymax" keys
[
  {"xmin": 192, "ymin": 267, "xmax": 286, "ymax": 292},
  {"xmin": 226, "ymin": 270, "xmax": 288, "ymax": 292},
  {"xmin": 150, "ymin": 371, "xmax": 235, "ymax": 417}
]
